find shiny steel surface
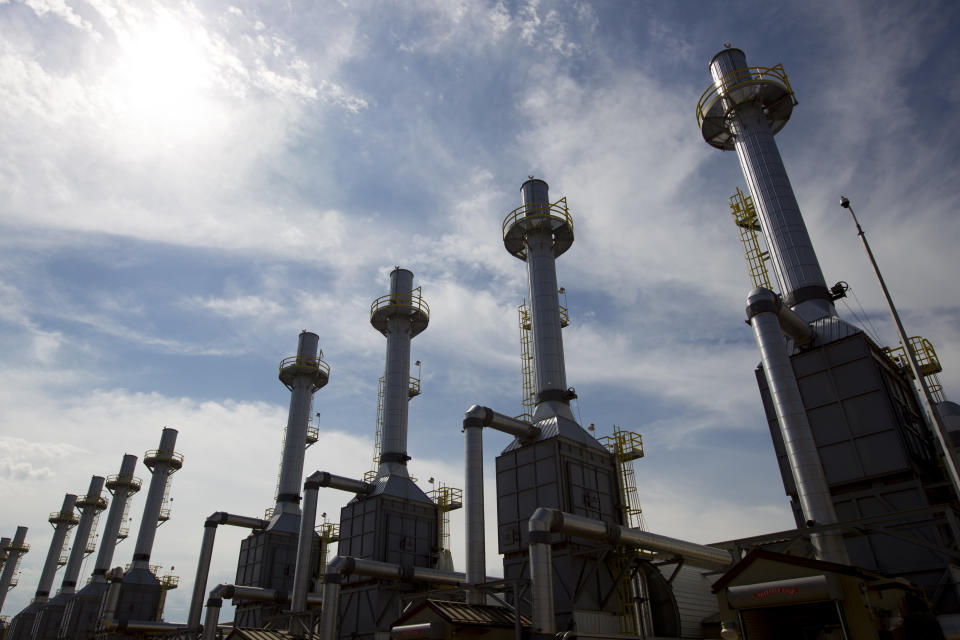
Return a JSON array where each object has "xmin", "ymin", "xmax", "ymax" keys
[
  {"xmin": 375, "ymin": 268, "xmax": 428, "ymax": 478},
  {"xmin": 35, "ymin": 494, "xmax": 77, "ymax": 601},
  {"xmin": 276, "ymin": 331, "xmax": 323, "ymax": 516},
  {"xmin": 60, "ymin": 476, "xmax": 105, "ymax": 594},
  {"xmin": 707, "ymin": 49, "xmax": 834, "ymax": 322},
  {"xmin": 290, "ymin": 481, "xmax": 318, "ymax": 618},
  {"xmin": 0, "ymin": 527, "xmax": 28, "ymax": 613},
  {"xmin": 132, "ymin": 428, "xmax": 178, "ymax": 569},
  {"xmin": 93, "ymin": 455, "xmax": 137, "ymax": 583},
  {"xmin": 748, "ymin": 288, "xmax": 848, "ymax": 563}
]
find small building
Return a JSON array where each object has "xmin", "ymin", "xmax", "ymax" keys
[
  {"xmin": 712, "ymin": 549, "xmax": 942, "ymax": 639},
  {"xmin": 390, "ymin": 600, "xmax": 529, "ymax": 640}
]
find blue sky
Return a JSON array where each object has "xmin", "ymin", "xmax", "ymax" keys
[{"xmin": 1, "ymin": 0, "xmax": 959, "ymax": 623}]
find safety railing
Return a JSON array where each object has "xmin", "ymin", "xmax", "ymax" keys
[
  {"xmin": 369, "ymin": 287, "xmax": 430, "ymax": 319},
  {"xmin": 696, "ymin": 64, "xmax": 794, "ymax": 127},
  {"xmin": 278, "ymin": 355, "xmax": 331, "ymax": 378},
  {"xmin": 502, "ymin": 198, "xmax": 574, "ymax": 239}
]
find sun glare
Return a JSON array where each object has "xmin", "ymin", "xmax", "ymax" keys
[{"xmin": 104, "ymin": 10, "xmax": 225, "ymax": 144}]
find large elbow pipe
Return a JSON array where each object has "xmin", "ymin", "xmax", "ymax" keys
[
  {"xmin": 291, "ymin": 472, "xmax": 373, "ymax": 624},
  {"xmin": 462, "ymin": 406, "xmax": 538, "ymax": 604},
  {"xmin": 318, "ymin": 556, "xmax": 464, "ymax": 640},
  {"xmin": 187, "ymin": 512, "xmax": 269, "ymax": 631},
  {"xmin": 527, "ymin": 509, "xmax": 737, "ymax": 634}
]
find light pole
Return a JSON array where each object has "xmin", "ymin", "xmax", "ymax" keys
[{"xmin": 839, "ymin": 196, "xmax": 960, "ymax": 501}]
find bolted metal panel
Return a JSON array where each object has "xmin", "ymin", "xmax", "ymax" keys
[
  {"xmin": 757, "ymin": 331, "xmax": 960, "ymax": 605},
  {"xmin": 233, "ymin": 528, "xmax": 321, "ymax": 628}
]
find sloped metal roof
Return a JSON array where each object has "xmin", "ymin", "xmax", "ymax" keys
[{"xmin": 395, "ymin": 600, "xmax": 530, "ymax": 628}]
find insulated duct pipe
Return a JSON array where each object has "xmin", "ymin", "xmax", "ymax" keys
[
  {"xmin": 35, "ymin": 494, "xmax": 78, "ymax": 602},
  {"xmin": 0, "ymin": 527, "xmax": 28, "ymax": 613},
  {"xmin": 703, "ymin": 49, "xmax": 835, "ymax": 322},
  {"xmin": 59, "ymin": 476, "xmax": 106, "ymax": 594},
  {"xmin": 503, "ymin": 179, "xmax": 576, "ymax": 422},
  {"xmin": 370, "ymin": 268, "xmax": 429, "ymax": 479},
  {"xmin": 462, "ymin": 405, "xmax": 539, "ymax": 604},
  {"xmin": 132, "ymin": 428, "xmax": 182, "ymax": 571},
  {"xmin": 92, "ymin": 455, "xmax": 140, "ymax": 584},
  {"xmin": 275, "ymin": 331, "xmax": 329, "ymax": 517},
  {"xmin": 201, "ymin": 583, "xmax": 325, "ymax": 640},
  {"xmin": 290, "ymin": 471, "xmax": 375, "ymax": 620},
  {"xmin": 527, "ymin": 508, "xmax": 736, "ymax": 634},
  {"xmin": 186, "ymin": 512, "xmax": 269, "ymax": 631},
  {"xmin": 318, "ymin": 556, "xmax": 465, "ymax": 640},
  {"xmin": 747, "ymin": 288, "xmax": 848, "ymax": 563}
]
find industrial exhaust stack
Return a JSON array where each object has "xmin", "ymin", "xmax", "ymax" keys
[
  {"xmin": 0, "ymin": 528, "xmax": 30, "ymax": 616},
  {"xmin": 97, "ymin": 428, "xmax": 181, "ymax": 636},
  {"xmin": 233, "ymin": 331, "xmax": 329, "ymax": 628},
  {"xmin": 32, "ymin": 476, "xmax": 107, "ymax": 640},
  {"xmin": 328, "ymin": 268, "xmax": 439, "ymax": 640},
  {"xmin": 700, "ymin": 47, "xmax": 960, "ymax": 608},
  {"xmin": 59, "ymin": 455, "xmax": 141, "ymax": 640},
  {"xmin": 5, "ymin": 495, "xmax": 78, "ymax": 640}
]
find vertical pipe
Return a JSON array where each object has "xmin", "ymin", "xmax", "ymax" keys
[
  {"xmin": 35, "ymin": 494, "xmax": 78, "ymax": 602},
  {"xmin": 202, "ymin": 593, "xmax": 223, "ymax": 640},
  {"xmin": 187, "ymin": 524, "xmax": 218, "ymax": 630},
  {"xmin": 318, "ymin": 579, "xmax": 341, "ymax": 640},
  {"xmin": 132, "ymin": 428, "xmax": 178, "ymax": 570},
  {"xmin": 464, "ymin": 424, "xmax": 485, "ymax": 604},
  {"xmin": 521, "ymin": 180, "xmax": 570, "ymax": 419},
  {"xmin": 100, "ymin": 571, "xmax": 123, "ymax": 627},
  {"xmin": 94, "ymin": 455, "xmax": 139, "ymax": 582},
  {"xmin": 290, "ymin": 479, "xmax": 320, "ymax": 622},
  {"xmin": 276, "ymin": 331, "xmax": 321, "ymax": 515},
  {"xmin": 60, "ymin": 476, "xmax": 105, "ymax": 593},
  {"xmin": 378, "ymin": 268, "xmax": 415, "ymax": 477},
  {"xmin": 0, "ymin": 527, "xmax": 28, "ymax": 613},
  {"xmin": 528, "ymin": 541, "xmax": 555, "ymax": 634},
  {"xmin": 708, "ymin": 49, "xmax": 835, "ymax": 322},
  {"xmin": 747, "ymin": 288, "xmax": 848, "ymax": 563}
]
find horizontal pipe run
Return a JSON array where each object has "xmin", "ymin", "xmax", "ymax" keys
[
  {"xmin": 307, "ymin": 471, "xmax": 375, "ymax": 495},
  {"xmin": 319, "ymin": 556, "xmax": 465, "ymax": 640},
  {"xmin": 463, "ymin": 405, "xmax": 539, "ymax": 440},
  {"xmin": 529, "ymin": 509, "xmax": 734, "ymax": 571},
  {"xmin": 202, "ymin": 583, "xmax": 324, "ymax": 640}
]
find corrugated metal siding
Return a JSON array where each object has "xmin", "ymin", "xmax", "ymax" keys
[
  {"xmin": 425, "ymin": 600, "xmax": 530, "ymax": 627},
  {"xmin": 659, "ymin": 565, "xmax": 718, "ymax": 639}
]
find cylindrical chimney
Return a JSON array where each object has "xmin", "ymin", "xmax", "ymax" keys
[
  {"xmin": 503, "ymin": 179, "xmax": 576, "ymax": 422},
  {"xmin": 701, "ymin": 48, "xmax": 835, "ymax": 322},
  {"xmin": 370, "ymin": 268, "xmax": 429, "ymax": 477},
  {"xmin": 93, "ymin": 455, "xmax": 140, "ymax": 582},
  {"xmin": 275, "ymin": 331, "xmax": 329, "ymax": 517},
  {"xmin": 35, "ymin": 495, "xmax": 78, "ymax": 602},
  {"xmin": 59, "ymin": 476, "xmax": 106, "ymax": 594},
  {"xmin": 0, "ymin": 527, "xmax": 29, "ymax": 613},
  {"xmin": 131, "ymin": 428, "xmax": 181, "ymax": 570}
]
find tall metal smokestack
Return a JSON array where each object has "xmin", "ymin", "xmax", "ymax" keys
[
  {"xmin": 0, "ymin": 528, "xmax": 29, "ymax": 614},
  {"xmin": 274, "ymin": 331, "xmax": 330, "ymax": 520},
  {"xmin": 36, "ymin": 494, "xmax": 78, "ymax": 602},
  {"xmin": 132, "ymin": 428, "xmax": 181, "ymax": 570},
  {"xmin": 503, "ymin": 179, "xmax": 576, "ymax": 422},
  {"xmin": 94, "ymin": 455, "xmax": 140, "ymax": 581},
  {"xmin": 57, "ymin": 457, "xmax": 141, "ymax": 640},
  {"xmin": 59, "ymin": 476, "xmax": 106, "ymax": 594},
  {"xmin": 370, "ymin": 268, "xmax": 429, "ymax": 478},
  {"xmin": 699, "ymin": 48, "xmax": 835, "ymax": 322}
]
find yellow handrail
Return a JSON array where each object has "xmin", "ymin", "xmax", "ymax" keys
[
  {"xmin": 502, "ymin": 199, "xmax": 573, "ymax": 239},
  {"xmin": 696, "ymin": 64, "xmax": 793, "ymax": 127},
  {"xmin": 369, "ymin": 288, "xmax": 430, "ymax": 318},
  {"xmin": 278, "ymin": 355, "xmax": 331, "ymax": 378}
]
